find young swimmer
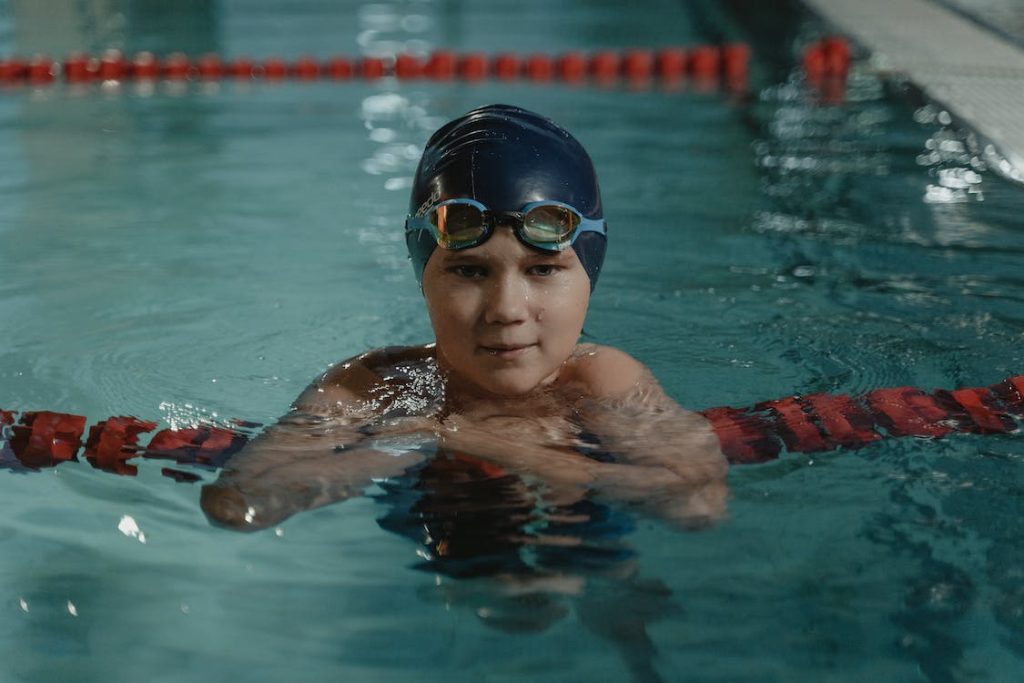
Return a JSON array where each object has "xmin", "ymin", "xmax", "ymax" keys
[{"xmin": 200, "ymin": 104, "xmax": 727, "ymax": 531}]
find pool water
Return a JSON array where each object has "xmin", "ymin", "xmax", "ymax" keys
[{"xmin": 2, "ymin": 0, "xmax": 1024, "ymax": 680}]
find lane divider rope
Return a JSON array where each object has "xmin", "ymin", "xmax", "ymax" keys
[
  {"xmin": 0, "ymin": 45, "xmax": 751, "ymax": 88},
  {"xmin": 2, "ymin": 374, "xmax": 1021, "ymax": 480}
]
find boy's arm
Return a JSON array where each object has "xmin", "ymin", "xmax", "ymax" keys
[
  {"xmin": 567, "ymin": 346, "xmax": 729, "ymax": 525},
  {"xmin": 200, "ymin": 352, "xmax": 432, "ymax": 531}
]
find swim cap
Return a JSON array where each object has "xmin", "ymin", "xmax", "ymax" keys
[{"xmin": 406, "ymin": 104, "xmax": 606, "ymax": 290}]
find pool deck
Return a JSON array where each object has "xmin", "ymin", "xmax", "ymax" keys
[{"xmin": 802, "ymin": 0, "xmax": 1024, "ymax": 183}]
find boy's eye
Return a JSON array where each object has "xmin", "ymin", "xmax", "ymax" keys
[
  {"xmin": 528, "ymin": 264, "xmax": 560, "ymax": 277},
  {"xmin": 449, "ymin": 265, "xmax": 487, "ymax": 278}
]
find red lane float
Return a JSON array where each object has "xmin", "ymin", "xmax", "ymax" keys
[
  {"xmin": 589, "ymin": 51, "xmax": 621, "ymax": 82},
  {"xmin": 802, "ymin": 35, "xmax": 851, "ymax": 104},
  {"xmin": 133, "ymin": 51, "xmax": 160, "ymax": 79},
  {"xmin": 1, "ymin": 410, "xmax": 86, "ymax": 469},
  {"xmin": 84, "ymin": 416, "xmax": 157, "ymax": 475},
  {"xmin": 689, "ymin": 45, "xmax": 720, "ymax": 78},
  {"xmin": 622, "ymin": 50, "xmax": 654, "ymax": 80},
  {"xmin": 358, "ymin": 56, "xmax": 386, "ymax": 79},
  {"xmin": 325, "ymin": 57, "xmax": 353, "ymax": 80},
  {"xmin": 0, "ymin": 46, "xmax": 752, "ymax": 90},
  {"xmin": 699, "ymin": 374, "xmax": 1022, "ymax": 464},
  {"xmin": 525, "ymin": 53, "xmax": 554, "ymax": 81},
  {"xmin": 557, "ymin": 52, "xmax": 588, "ymax": 82},
  {"xmin": 722, "ymin": 44, "xmax": 750, "ymax": 79},
  {"xmin": 393, "ymin": 53, "xmax": 422, "ymax": 79},
  {"xmin": 263, "ymin": 57, "xmax": 288, "ymax": 80},
  {"xmin": 99, "ymin": 49, "xmax": 127, "ymax": 80},
  {"xmin": 2, "ymin": 376, "xmax": 1021, "ymax": 478},
  {"xmin": 655, "ymin": 48, "xmax": 687, "ymax": 79},
  {"xmin": 0, "ymin": 57, "xmax": 27, "ymax": 81},
  {"xmin": 63, "ymin": 53, "xmax": 91, "ymax": 82},
  {"xmin": 197, "ymin": 53, "xmax": 224, "ymax": 80},
  {"xmin": 457, "ymin": 53, "xmax": 488, "ymax": 81},
  {"xmin": 1, "ymin": 409, "xmax": 253, "ymax": 480},
  {"xmin": 28, "ymin": 56, "xmax": 54, "ymax": 84},
  {"xmin": 424, "ymin": 51, "xmax": 455, "ymax": 79},
  {"xmin": 492, "ymin": 53, "xmax": 521, "ymax": 80},
  {"xmin": 163, "ymin": 52, "xmax": 191, "ymax": 80}
]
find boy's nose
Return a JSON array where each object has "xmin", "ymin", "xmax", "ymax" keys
[{"xmin": 483, "ymin": 275, "xmax": 530, "ymax": 325}]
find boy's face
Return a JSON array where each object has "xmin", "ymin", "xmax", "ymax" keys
[{"xmin": 422, "ymin": 227, "xmax": 591, "ymax": 396}]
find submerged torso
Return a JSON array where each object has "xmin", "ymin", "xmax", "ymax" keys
[{"xmin": 313, "ymin": 344, "xmax": 645, "ymax": 580}]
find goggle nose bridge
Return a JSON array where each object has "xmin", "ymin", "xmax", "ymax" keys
[{"xmin": 479, "ymin": 209, "xmax": 526, "ymax": 230}]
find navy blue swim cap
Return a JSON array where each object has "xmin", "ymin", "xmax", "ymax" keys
[{"xmin": 406, "ymin": 104, "xmax": 606, "ymax": 290}]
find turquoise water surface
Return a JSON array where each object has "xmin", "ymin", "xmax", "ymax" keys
[{"xmin": 2, "ymin": 1, "xmax": 1024, "ymax": 681}]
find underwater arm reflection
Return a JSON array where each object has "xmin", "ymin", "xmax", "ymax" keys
[{"xmin": 433, "ymin": 413, "xmax": 724, "ymax": 527}]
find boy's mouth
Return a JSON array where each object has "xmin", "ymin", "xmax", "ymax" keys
[{"xmin": 478, "ymin": 343, "xmax": 536, "ymax": 359}]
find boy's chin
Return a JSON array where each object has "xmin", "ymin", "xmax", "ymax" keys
[{"xmin": 463, "ymin": 369, "xmax": 553, "ymax": 398}]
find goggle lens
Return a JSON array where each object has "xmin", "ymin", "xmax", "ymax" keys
[
  {"xmin": 432, "ymin": 203, "xmax": 486, "ymax": 248},
  {"xmin": 522, "ymin": 204, "xmax": 579, "ymax": 245}
]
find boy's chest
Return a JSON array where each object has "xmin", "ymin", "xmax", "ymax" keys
[
  {"xmin": 369, "ymin": 357, "xmax": 589, "ymax": 446},
  {"xmin": 444, "ymin": 400, "xmax": 585, "ymax": 450}
]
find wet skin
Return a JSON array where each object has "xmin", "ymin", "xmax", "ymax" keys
[
  {"xmin": 423, "ymin": 228, "xmax": 591, "ymax": 397},
  {"xmin": 201, "ymin": 228, "xmax": 728, "ymax": 532}
]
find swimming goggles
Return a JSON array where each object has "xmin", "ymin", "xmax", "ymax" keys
[{"xmin": 405, "ymin": 198, "xmax": 606, "ymax": 252}]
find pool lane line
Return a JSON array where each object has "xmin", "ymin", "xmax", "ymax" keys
[
  {"xmin": 2, "ymin": 375, "xmax": 1022, "ymax": 479},
  {"xmin": 0, "ymin": 46, "xmax": 750, "ymax": 90},
  {"xmin": 705, "ymin": 376, "xmax": 1024, "ymax": 464},
  {"xmin": 0, "ymin": 411, "xmax": 256, "ymax": 481}
]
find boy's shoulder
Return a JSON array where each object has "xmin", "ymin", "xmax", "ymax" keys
[
  {"xmin": 336, "ymin": 344, "xmax": 434, "ymax": 373},
  {"xmin": 296, "ymin": 344, "xmax": 434, "ymax": 411},
  {"xmin": 562, "ymin": 343, "xmax": 650, "ymax": 399},
  {"xmin": 323, "ymin": 344, "xmax": 435, "ymax": 385}
]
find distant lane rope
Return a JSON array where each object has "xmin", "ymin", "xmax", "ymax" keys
[{"xmin": 0, "ymin": 45, "xmax": 751, "ymax": 88}]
